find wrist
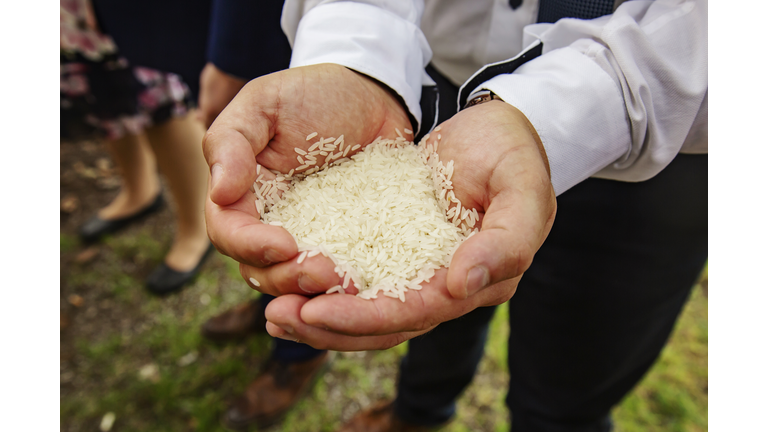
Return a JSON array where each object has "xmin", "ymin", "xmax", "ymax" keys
[
  {"xmin": 465, "ymin": 93, "xmax": 550, "ymax": 179},
  {"xmin": 507, "ymin": 104, "xmax": 549, "ymax": 179},
  {"xmin": 348, "ymin": 68, "xmax": 413, "ymax": 133}
]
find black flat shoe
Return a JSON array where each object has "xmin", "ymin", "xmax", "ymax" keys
[
  {"xmin": 78, "ymin": 194, "xmax": 164, "ymax": 244},
  {"xmin": 146, "ymin": 243, "xmax": 215, "ymax": 296}
]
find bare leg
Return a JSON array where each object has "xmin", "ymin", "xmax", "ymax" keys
[
  {"xmin": 98, "ymin": 132, "xmax": 161, "ymax": 220},
  {"xmin": 144, "ymin": 114, "xmax": 210, "ymax": 271}
]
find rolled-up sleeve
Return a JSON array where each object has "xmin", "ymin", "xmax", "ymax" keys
[
  {"xmin": 282, "ymin": 0, "xmax": 433, "ymax": 128},
  {"xmin": 473, "ymin": 0, "xmax": 708, "ymax": 195}
]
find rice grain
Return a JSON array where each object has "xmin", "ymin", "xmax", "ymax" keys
[{"xmin": 256, "ymin": 132, "xmax": 479, "ymax": 302}]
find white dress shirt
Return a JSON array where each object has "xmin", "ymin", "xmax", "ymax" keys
[{"xmin": 282, "ymin": 0, "xmax": 707, "ymax": 195}]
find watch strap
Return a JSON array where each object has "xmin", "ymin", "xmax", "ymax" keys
[{"xmin": 464, "ymin": 90, "xmax": 503, "ymax": 109}]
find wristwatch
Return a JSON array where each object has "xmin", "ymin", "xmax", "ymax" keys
[{"xmin": 464, "ymin": 90, "xmax": 503, "ymax": 109}]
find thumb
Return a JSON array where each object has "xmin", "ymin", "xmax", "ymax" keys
[
  {"xmin": 202, "ymin": 112, "xmax": 271, "ymax": 206},
  {"xmin": 446, "ymin": 188, "xmax": 556, "ymax": 300}
]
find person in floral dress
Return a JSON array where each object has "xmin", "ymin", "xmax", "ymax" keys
[{"xmin": 61, "ymin": 0, "xmax": 212, "ymax": 294}]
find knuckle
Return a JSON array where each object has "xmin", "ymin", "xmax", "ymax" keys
[
  {"xmin": 507, "ymin": 245, "xmax": 535, "ymax": 278},
  {"xmin": 497, "ymin": 288, "xmax": 515, "ymax": 304},
  {"xmin": 305, "ymin": 338, "xmax": 329, "ymax": 351},
  {"xmin": 238, "ymin": 262, "xmax": 250, "ymax": 279},
  {"xmin": 413, "ymin": 317, "xmax": 436, "ymax": 333},
  {"xmin": 519, "ymin": 249, "xmax": 535, "ymax": 274},
  {"xmin": 201, "ymin": 130, "xmax": 214, "ymax": 153},
  {"xmin": 204, "ymin": 227, "xmax": 229, "ymax": 258},
  {"xmin": 378, "ymin": 333, "xmax": 410, "ymax": 350},
  {"xmin": 485, "ymin": 279, "xmax": 518, "ymax": 306}
]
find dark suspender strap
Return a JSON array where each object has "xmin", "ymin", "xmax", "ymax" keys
[
  {"xmin": 457, "ymin": 41, "xmax": 543, "ymax": 110},
  {"xmin": 537, "ymin": 0, "xmax": 618, "ymax": 23},
  {"xmin": 415, "ymin": 84, "xmax": 439, "ymax": 144},
  {"xmin": 457, "ymin": 0, "xmax": 638, "ymax": 111}
]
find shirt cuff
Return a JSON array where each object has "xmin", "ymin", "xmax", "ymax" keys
[
  {"xmin": 289, "ymin": 2, "xmax": 432, "ymax": 128},
  {"xmin": 473, "ymin": 47, "xmax": 631, "ymax": 196}
]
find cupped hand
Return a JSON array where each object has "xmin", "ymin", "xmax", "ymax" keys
[
  {"xmin": 203, "ymin": 64, "xmax": 411, "ymax": 296},
  {"xmin": 196, "ymin": 62, "xmax": 248, "ymax": 129},
  {"xmin": 263, "ymin": 100, "xmax": 557, "ymax": 350}
]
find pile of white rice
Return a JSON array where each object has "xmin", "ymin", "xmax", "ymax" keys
[{"xmin": 254, "ymin": 129, "xmax": 479, "ymax": 302}]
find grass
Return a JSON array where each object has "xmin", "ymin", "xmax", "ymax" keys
[
  {"xmin": 61, "ymin": 230, "xmax": 707, "ymax": 432},
  {"xmin": 613, "ymin": 286, "xmax": 708, "ymax": 432}
]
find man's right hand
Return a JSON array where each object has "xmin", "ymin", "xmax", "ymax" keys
[{"xmin": 203, "ymin": 63, "xmax": 411, "ymax": 297}]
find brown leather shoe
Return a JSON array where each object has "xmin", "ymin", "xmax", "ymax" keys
[
  {"xmin": 337, "ymin": 400, "xmax": 443, "ymax": 432},
  {"xmin": 201, "ymin": 299, "xmax": 266, "ymax": 342},
  {"xmin": 223, "ymin": 352, "xmax": 330, "ymax": 430}
]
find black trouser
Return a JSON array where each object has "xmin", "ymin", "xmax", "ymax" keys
[{"xmin": 393, "ymin": 65, "xmax": 708, "ymax": 431}]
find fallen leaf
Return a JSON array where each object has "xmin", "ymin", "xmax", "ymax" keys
[
  {"xmin": 95, "ymin": 157, "xmax": 112, "ymax": 173},
  {"xmin": 68, "ymin": 294, "xmax": 84, "ymax": 308},
  {"xmin": 178, "ymin": 351, "xmax": 199, "ymax": 367},
  {"xmin": 97, "ymin": 176, "xmax": 122, "ymax": 190},
  {"xmin": 73, "ymin": 161, "xmax": 98, "ymax": 179},
  {"xmin": 80, "ymin": 140, "xmax": 99, "ymax": 153},
  {"xmin": 60, "ymin": 194, "xmax": 80, "ymax": 213},
  {"xmin": 60, "ymin": 371, "xmax": 74, "ymax": 383},
  {"xmin": 75, "ymin": 246, "xmax": 100, "ymax": 264},
  {"xmin": 138, "ymin": 363, "xmax": 160, "ymax": 383},
  {"xmin": 99, "ymin": 412, "xmax": 116, "ymax": 432},
  {"xmin": 199, "ymin": 293, "xmax": 211, "ymax": 306}
]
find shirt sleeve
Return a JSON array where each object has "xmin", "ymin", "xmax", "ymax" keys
[
  {"xmin": 469, "ymin": 0, "xmax": 708, "ymax": 196},
  {"xmin": 281, "ymin": 0, "xmax": 434, "ymax": 128}
]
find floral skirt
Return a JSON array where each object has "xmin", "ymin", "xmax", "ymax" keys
[
  {"xmin": 60, "ymin": 55, "xmax": 194, "ymax": 142},
  {"xmin": 60, "ymin": 0, "xmax": 193, "ymax": 142}
]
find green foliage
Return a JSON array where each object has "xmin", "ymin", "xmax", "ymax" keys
[
  {"xmin": 106, "ymin": 227, "xmax": 167, "ymax": 265},
  {"xmin": 613, "ymin": 288, "xmax": 708, "ymax": 432}
]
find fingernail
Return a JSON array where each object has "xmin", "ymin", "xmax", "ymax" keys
[
  {"xmin": 278, "ymin": 324, "xmax": 294, "ymax": 334},
  {"xmin": 465, "ymin": 266, "xmax": 490, "ymax": 297},
  {"xmin": 264, "ymin": 248, "xmax": 287, "ymax": 263},
  {"xmin": 211, "ymin": 164, "xmax": 223, "ymax": 189},
  {"xmin": 298, "ymin": 274, "xmax": 323, "ymax": 293}
]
